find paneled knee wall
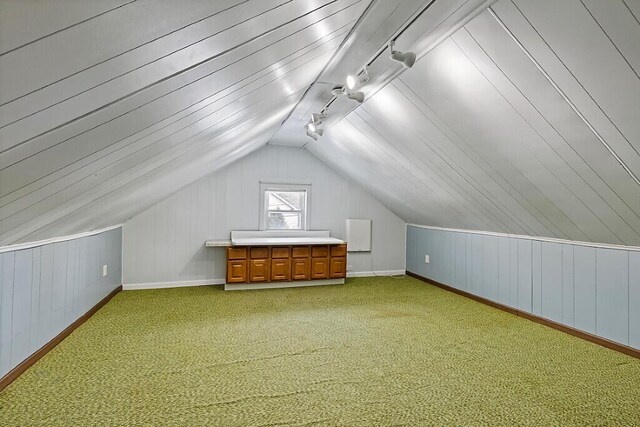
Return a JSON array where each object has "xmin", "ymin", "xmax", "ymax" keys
[
  {"xmin": 0, "ymin": 227, "xmax": 122, "ymax": 378},
  {"xmin": 406, "ymin": 225, "xmax": 639, "ymax": 350}
]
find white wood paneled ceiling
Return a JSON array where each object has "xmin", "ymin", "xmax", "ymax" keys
[
  {"xmin": 308, "ymin": 0, "xmax": 640, "ymax": 246},
  {"xmin": 0, "ymin": 0, "xmax": 373, "ymax": 244},
  {"xmin": 2, "ymin": 0, "xmax": 640, "ymax": 247}
]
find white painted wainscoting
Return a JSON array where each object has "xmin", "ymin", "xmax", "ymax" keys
[
  {"xmin": 0, "ymin": 226, "xmax": 122, "ymax": 378},
  {"xmin": 122, "ymin": 145, "xmax": 406, "ymax": 287},
  {"xmin": 406, "ymin": 224, "xmax": 640, "ymax": 350}
]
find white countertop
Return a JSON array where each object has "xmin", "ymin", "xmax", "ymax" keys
[
  {"xmin": 204, "ymin": 240, "xmax": 233, "ymax": 247},
  {"xmin": 231, "ymin": 237, "xmax": 345, "ymax": 246}
]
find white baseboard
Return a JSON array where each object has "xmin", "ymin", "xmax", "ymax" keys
[
  {"xmin": 123, "ymin": 279, "xmax": 225, "ymax": 291},
  {"xmin": 347, "ymin": 270, "xmax": 405, "ymax": 278}
]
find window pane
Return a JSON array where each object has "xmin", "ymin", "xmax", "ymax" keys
[
  {"xmin": 268, "ymin": 212, "xmax": 301, "ymax": 229},
  {"xmin": 267, "ymin": 191, "xmax": 304, "ymax": 211}
]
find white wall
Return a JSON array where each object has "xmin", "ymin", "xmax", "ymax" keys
[{"xmin": 122, "ymin": 145, "xmax": 406, "ymax": 286}]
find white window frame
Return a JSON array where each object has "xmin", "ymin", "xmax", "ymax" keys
[{"xmin": 259, "ymin": 182, "xmax": 311, "ymax": 231}]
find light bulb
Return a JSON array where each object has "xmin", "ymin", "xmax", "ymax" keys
[
  {"xmin": 308, "ymin": 123, "xmax": 316, "ymax": 133},
  {"xmin": 346, "ymin": 75, "xmax": 356, "ymax": 90}
]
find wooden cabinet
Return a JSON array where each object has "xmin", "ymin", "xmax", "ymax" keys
[
  {"xmin": 227, "ymin": 259, "xmax": 247, "ymax": 283},
  {"xmin": 249, "ymin": 259, "xmax": 269, "ymax": 282},
  {"xmin": 226, "ymin": 244, "xmax": 346, "ymax": 285},
  {"xmin": 330, "ymin": 257, "xmax": 346, "ymax": 278},
  {"xmin": 311, "ymin": 257, "xmax": 329, "ymax": 279},
  {"xmin": 292, "ymin": 258, "xmax": 310, "ymax": 280},
  {"xmin": 271, "ymin": 258, "xmax": 290, "ymax": 281}
]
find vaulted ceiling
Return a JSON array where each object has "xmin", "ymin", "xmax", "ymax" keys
[{"xmin": 1, "ymin": 0, "xmax": 639, "ymax": 247}]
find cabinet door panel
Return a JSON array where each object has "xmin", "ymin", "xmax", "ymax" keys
[
  {"xmin": 292, "ymin": 246, "xmax": 310, "ymax": 258},
  {"xmin": 227, "ymin": 260, "xmax": 247, "ymax": 283},
  {"xmin": 311, "ymin": 257, "xmax": 329, "ymax": 279},
  {"xmin": 227, "ymin": 247, "xmax": 247, "ymax": 260},
  {"xmin": 249, "ymin": 259, "xmax": 269, "ymax": 282},
  {"xmin": 250, "ymin": 247, "xmax": 269, "ymax": 259},
  {"xmin": 330, "ymin": 245, "xmax": 347, "ymax": 257},
  {"xmin": 330, "ymin": 257, "xmax": 346, "ymax": 278},
  {"xmin": 271, "ymin": 258, "xmax": 291, "ymax": 281},
  {"xmin": 292, "ymin": 258, "xmax": 310, "ymax": 280},
  {"xmin": 272, "ymin": 247, "xmax": 290, "ymax": 259},
  {"xmin": 312, "ymin": 246, "xmax": 329, "ymax": 257}
]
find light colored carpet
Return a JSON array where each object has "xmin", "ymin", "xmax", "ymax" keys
[{"xmin": 0, "ymin": 276, "xmax": 638, "ymax": 426}]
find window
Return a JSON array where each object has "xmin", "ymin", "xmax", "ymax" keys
[{"xmin": 260, "ymin": 184, "xmax": 309, "ymax": 230}]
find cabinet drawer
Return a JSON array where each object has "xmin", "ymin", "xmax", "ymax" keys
[
  {"xmin": 330, "ymin": 257, "xmax": 346, "ymax": 278},
  {"xmin": 227, "ymin": 260, "xmax": 247, "ymax": 283},
  {"xmin": 311, "ymin": 257, "xmax": 329, "ymax": 279},
  {"xmin": 311, "ymin": 246, "xmax": 329, "ymax": 257},
  {"xmin": 271, "ymin": 258, "xmax": 291, "ymax": 281},
  {"xmin": 292, "ymin": 258, "xmax": 310, "ymax": 280},
  {"xmin": 330, "ymin": 244, "xmax": 346, "ymax": 257},
  {"xmin": 227, "ymin": 247, "xmax": 247, "ymax": 260},
  {"xmin": 249, "ymin": 259, "xmax": 269, "ymax": 282},
  {"xmin": 292, "ymin": 246, "xmax": 310, "ymax": 258},
  {"xmin": 271, "ymin": 247, "xmax": 290, "ymax": 259},
  {"xmin": 250, "ymin": 247, "xmax": 269, "ymax": 259}
]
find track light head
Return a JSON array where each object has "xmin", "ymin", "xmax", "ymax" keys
[
  {"xmin": 308, "ymin": 122, "xmax": 317, "ymax": 133},
  {"xmin": 389, "ymin": 40, "xmax": 416, "ymax": 69},
  {"xmin": 311, "ymin": 112, "xmax": 327, "ymax": 124},
  {"xmin": 346, "ymin": 91, "xmax": 365, "ymax": 103},
  {"xmin": 346, "ymin": 66, "xmax": 369, "ymax": 91}
]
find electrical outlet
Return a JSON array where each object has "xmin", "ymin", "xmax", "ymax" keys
[
  {"xmin": 102, "ymin": 264, "xmax": 108, "ymax": 277},
  {"xmin": 424, "ymin": 255, "xmax": 430, "ymax": 264}
]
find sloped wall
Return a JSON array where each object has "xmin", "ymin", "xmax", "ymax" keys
[
  {"xmin": 309, "ymin": 0, "xmax": 640, "ymax": 246},
  {"xmin": 406, "ymin": 224, "xmax": 640, "ymax": 350},
  {"xmin": 122, "ymin": 145, "xmax": 406, "ymax": 286}
]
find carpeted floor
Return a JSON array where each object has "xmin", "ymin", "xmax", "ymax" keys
[{"xmin": 0, "ymin": 276, "xmax": 638, "ymax": 426}]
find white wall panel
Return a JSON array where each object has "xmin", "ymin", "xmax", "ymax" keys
[
  {"xmin": 122, "ymin": 145, "xmax": 406, "ymax": 285},
  {"xmin": 0, "ymin": 227, "xmax": 122, "ymax": 378},
  {"xmin": 406, "ymin": 225, "xmax": 639, "ymax": 349},
  {"xmin": 574, "ymin": 246, "xmax": 597, "ymax": 335},
  {"xmin": 595, "ymin": 248, "xmax": 629, "ymax": 345}
]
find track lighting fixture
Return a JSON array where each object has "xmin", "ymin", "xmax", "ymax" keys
[
  {"xmin": 389, "ymin": 40, "xmax": 416, "ymax": 69},
  {"xmin": 346, "ymin": 66, "xmax": 369, "ymax": 91},
  {"xmin": 306, "ymin": 130, "xmax": 318, "ymax": 141},
  {"xmin": 346, "ymin": 91, "xmax": 365, "ymax": 103},
  {"xmin": 331, "ymin": 85, "xmax": 365, "ymax": 103},
  {"xmin": 311, "ymin": 112, "xmax": 327, "ymax": 124},
  {"xmin": 306, "ymin": 123, "xmax": 323, "ymax": 140}
]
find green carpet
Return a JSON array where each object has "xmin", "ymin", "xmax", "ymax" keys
[{"xmin": 1, "ymin": 277, "xmax": 638, "ymax": 426}]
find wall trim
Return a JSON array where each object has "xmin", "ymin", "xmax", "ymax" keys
[
  {"xmin": 407, "ymin": 223, "xmax": 640, "ymax": 252},
  {"xmin": 0, "ymin": 285, "xmax": 123, "ymax": 392},
  {"xmin": 406, "ymin": 271, "xmax": 639, "ymax": 359},
  {"xmin": 0, "ymin": 224, "xmax": 123, "ymax": 254},
  {"xmin": 347, "ymin": 270, "xmax": 406, "ymax": 278},
  {"xmin": 123, "ymin": 279, "xmax": 225, "ymax": 291},
  {"xmin": 124, "ymin": 272, "xmax": 406, "ymax": 289}
]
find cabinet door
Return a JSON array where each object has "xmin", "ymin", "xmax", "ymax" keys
[
  {"xmin": 330, "ymin": 257, "xmax": 346, "ymax": 278},
  {"xmin": 249, "ymin": 259, "xmax": 269, "ymax": 282},
  {"xmin": 227, "ymin": 260, "xmax": 247, "ymax": 283},
  {"xmin": 311, "ymin": 257, "xmax": 329, "ymax": 279},
  {"xmin": 271, "ymin": 258, "xmax": 291, "ymax": 281},
  {"xmin": 292, "ymin": 258, "xmax": 310, "ymax": 280}
]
